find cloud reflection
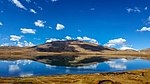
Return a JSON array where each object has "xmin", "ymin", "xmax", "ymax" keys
[{"xmin": 9, "ymin": 65, "xmax": 20, "ymax": 72}]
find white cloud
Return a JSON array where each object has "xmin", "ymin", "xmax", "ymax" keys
[
  {"xmin": 144, "ymin": 7, "xmax": 148, "ymax": 10},
  {"xmin": 0, "ymin": 40, "xmax": 35, "ymax": 47},
  {"xmin": 34, "ymin": 20, "xmax": 46, "ymax": 27},
  {"xmin": 107, "ymin": 38, "xmax": 126, "ymax": 44},
  {"xmin": 38, "ymin": 6, "xmax": 43, "ymax": 11},
  {"xmin": 104, "ymin": 38, "xmax": 126, "ymax": 47},
  {"xmin": 20, "ymin": 28, "xmax": 36, "ymax": 34},
  {"xmin": 56, "ymin": 23, "xmax": 65, "ymax": 30},
  {"xmin": 30, "ymin": 9, "xmax": 37, "ymax": 14},
  {"xmin": 120, "ymin": 45, "xmax": 134, "ymax": 50},
  {"xmin": 137, "ymin": 27, "xmax": 150, "ymax": 32},
  {"xmin": 126, "ymin": 7, "xmax": 141, "ymax": 13},
  {"xmin": 46, "ymin": 38, "xmax": 60, "ymax": 43},
  {"xmin": 46, "ymin": 36, "xmax": 99, "ymax": 44},
  {"xmin": 77, "ymin": 36, "xmax": 99, "ymax": 44},
  {"xmin": 126, "ymin": 8, "xmax": 133, "ymax": 13},
  {"xmin": 134, "ymin": 7, "xmax": 141, "ymax": 12},
  {"xmin": 17, "ymin": 41, "xmax": 23, "ymax": 47},
  {"xmin": 76, "ymin": 37, "xmax": 83, "ymax": 40},
  {"xmin": 10, "ymin": 35, "xmax": 22, "ymax": 41},
  {"xmin": 144, "ymin": 16, "xmax": 150, "ymax": 25},
  {"xmin": 11, "ymin": 0, "xmax": 27, "ymax": 10},
  {"xmin": 51, "ymin": 0, "xmax": 58, "ymax": 2},
  {"xmin": 0, "ymin": 22, "xmax": 3, "ymax": 26},
  {"xmin": 148, "ymin": 16, "xmax": 150, "ymax": 21},
  {"xmin": 65, "ymin": 36, "xmax": 72, "ymax": 40},
  {"xmin": 24, "ymin": 41, "xmax": 35, "ymax": 47},
  {"xmin": 84, "ymin": 37, "xmax": 93, "ymax": 40},
  {"xmin": 48, "ymin": 26, "xmax": 52, "ymax": 29},
  {"xmin": 17, "ymin": 41, "xmax": 35, "ymax": 47}
]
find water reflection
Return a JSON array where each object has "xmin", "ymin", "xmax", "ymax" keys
[{"xmin": 0, "ymin": 58, "xmax": 150, "ymax": 77}]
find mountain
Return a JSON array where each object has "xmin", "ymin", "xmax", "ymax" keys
[
  {"xmin": 0, "ymin": 40, "xmax": 150, "ymax": 60},
  {"xmin": 34, "ymin": 40, "xmax": 115, "ymax": 52},
  {"xmin": 140, "ymin": 48, "xmax": 150, "ymax": 53}
]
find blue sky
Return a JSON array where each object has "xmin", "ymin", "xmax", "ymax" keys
[{"xmin": 0, "ymin": 0, "xmax": 150, "ymax": 50}]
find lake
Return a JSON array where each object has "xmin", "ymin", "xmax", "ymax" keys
[{"xmin": 0, "ymin": 58, "xmax": 150, "ymax": 77}]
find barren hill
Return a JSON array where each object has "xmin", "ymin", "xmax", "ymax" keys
[{"xmin": 34, "ymin": 40, "xmax": 115, "ymax": 52}]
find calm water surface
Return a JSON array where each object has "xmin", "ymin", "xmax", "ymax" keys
[{"xmin": 0, "ymin": 58, "xmax": 150, "ymax": 77}]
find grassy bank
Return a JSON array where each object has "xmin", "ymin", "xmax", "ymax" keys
[{"xmin": 0, "ymin": 69, "xmax": 150, "ymax": 84}]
